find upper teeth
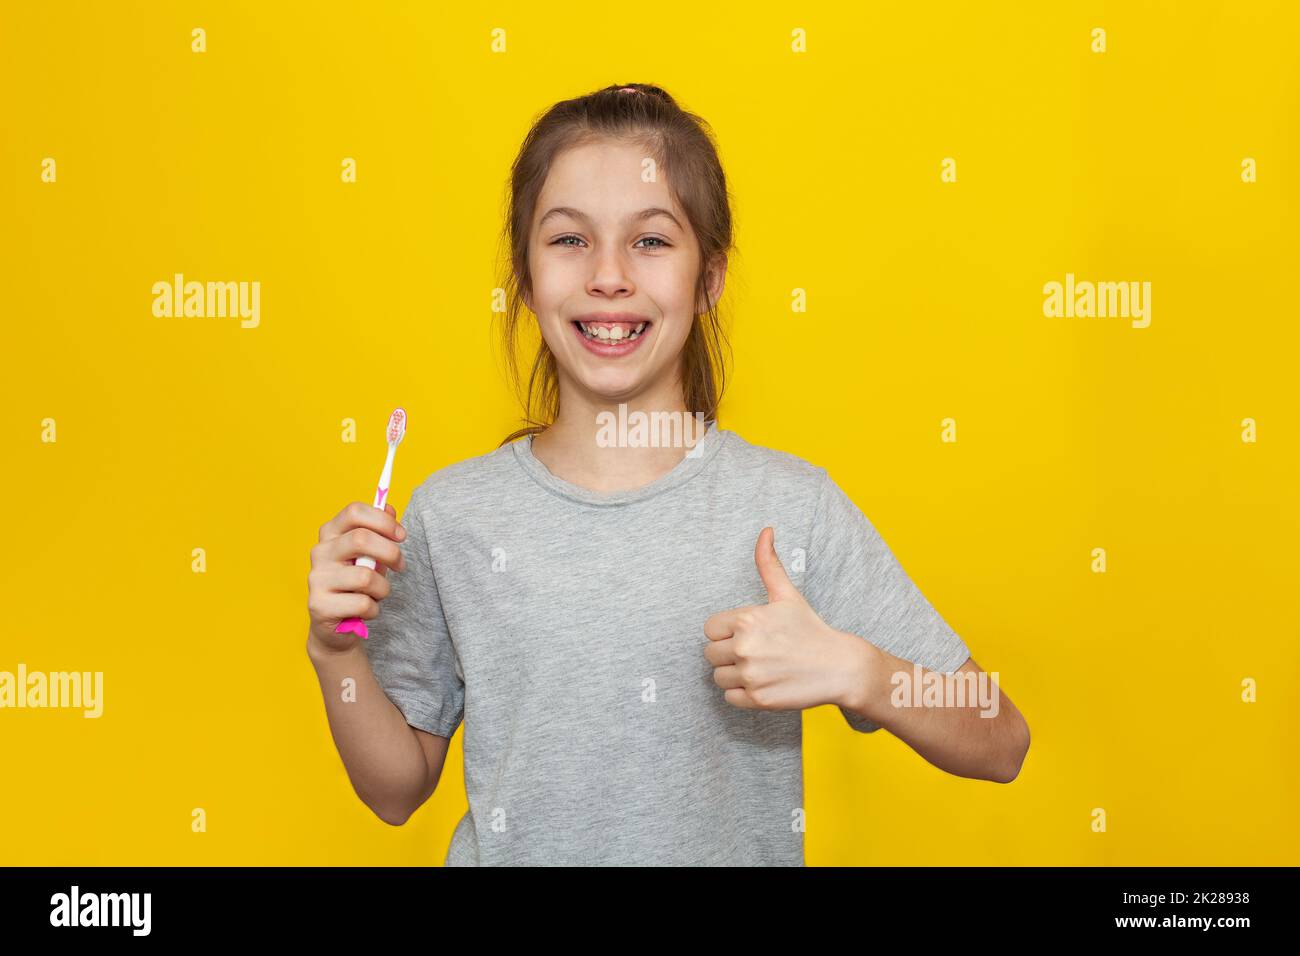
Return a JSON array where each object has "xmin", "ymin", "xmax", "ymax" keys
[{"xmin": 579, "ymin": 321, "xmax": 647, "ymax": 341}]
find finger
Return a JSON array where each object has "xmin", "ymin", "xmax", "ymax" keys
[
  {"xmin": 333, "ymin": 563, "xmax": 392, "ymax": 602},
  {"xmin": 379, "ymin": 504, "xmax": 403, "ymax": 573},
  {"xmin": 311, "ymin": 563, "xmax": 391, "ymax": 603},
  {"xmin": 309, "ymin": 590, "xmax": 379, "ymax": 624},
  {"xmin": 754, "ymin": 526, "xmax": 800, "ymax": 604},
  {"xmin": 318, "ymin": 500, "xmax": 406, "ymax": 544},
  {"xmin": 336, "ymin": 592, "xmax": 381, "ymax": 621},
  {"xmin": 376, "ymin": 506, "xmax": 398, "ymax": 576},
  {"xmin": 703, "ymin": 606, "xmax": 756, "ymax": 641},
  {"xmin": 320, "ymin": 501, "xmax": 406, "ymax": 545},
  {"xmin": 711, "ymin": 664, "xmax": 745, "ymax": 690},
  {"xmin": 723, "ymin": 687, "xmax": 758, "ymax": 709},
  {"xmin": 329, "ymin": 526, "xmax": 406, "ymax": 571},
  {"xmin": 702, "ymin": 637, "xmax": 738, "ymax": 667}
]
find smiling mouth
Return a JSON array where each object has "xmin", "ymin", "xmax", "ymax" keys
[{"xmin": 572, "ymin": 319, "xmax": 650, "ymax": 342}]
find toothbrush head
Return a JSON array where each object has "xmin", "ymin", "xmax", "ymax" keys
[{"xmin": 386, "ymin": 407, "xmax": 407, "ymax": 447}]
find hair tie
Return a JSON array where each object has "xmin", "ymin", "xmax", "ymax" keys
[{"xmin": 616, "ymin": 86, "xmax": 643, "ymax": 94}]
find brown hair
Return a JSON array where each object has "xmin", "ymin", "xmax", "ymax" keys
[{"xmin": 494, "ymin": 82, "xmax": 735, "ymax": 447}]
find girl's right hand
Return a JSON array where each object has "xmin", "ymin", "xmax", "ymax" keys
[{"xmin": 307, "ymin": 501, "xmax": 409, "ymax": 653}]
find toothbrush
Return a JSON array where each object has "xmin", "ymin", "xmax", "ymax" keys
[{"xmin": 336, "ymin": 407, "xmax": 407, "ymax": 640}]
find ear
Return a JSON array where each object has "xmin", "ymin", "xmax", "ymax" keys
[{"xmin": 695, "ymin": 253, "xmax": 728, "ymax": 315}]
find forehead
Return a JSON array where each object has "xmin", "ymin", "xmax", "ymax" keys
[{"xmin": 534, "ymin": 140, "xmax": 682, "ymax": 226}]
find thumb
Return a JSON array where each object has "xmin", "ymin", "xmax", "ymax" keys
[{"xmin": 754, "ymin": 526, "xmax": 802, "ymax": 604}]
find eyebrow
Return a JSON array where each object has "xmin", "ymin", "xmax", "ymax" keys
[{"xmin": 537, "ymin": 206, "xmax": 683, "ymax": 231}]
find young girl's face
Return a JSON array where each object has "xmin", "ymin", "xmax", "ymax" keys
[{"xmin": 526, "ymin": 138, "xmax": 719, "ymax": 407}]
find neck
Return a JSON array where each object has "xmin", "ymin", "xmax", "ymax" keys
[{"xmin": 530, "ymin": 384, "xmax": 710, "ymax": 494}]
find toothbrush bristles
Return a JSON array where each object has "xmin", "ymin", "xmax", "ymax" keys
[{"xmin": 387, "ymin": 408, "xmax": 407, "ymax": 445}]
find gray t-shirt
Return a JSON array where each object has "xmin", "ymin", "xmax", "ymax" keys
[{"xmin": 361, "ymin": 421, "xmax": 970, "ymax": 865}]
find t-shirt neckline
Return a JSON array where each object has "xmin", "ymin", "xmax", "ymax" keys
[{"xmin": 511, "ymin": 419, "xmax": 729, "ymax": 507}]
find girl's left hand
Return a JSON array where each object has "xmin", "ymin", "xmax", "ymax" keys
[{"xmin": 703, "ymin": 527, "xmax": 870, "ymax": 712}]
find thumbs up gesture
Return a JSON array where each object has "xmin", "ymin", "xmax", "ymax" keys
[{"xmin": 703, "ymin": 526, "xmax": 868, "ymax": 712}]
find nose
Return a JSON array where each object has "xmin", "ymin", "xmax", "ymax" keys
[{"xmin": 585, "ymin": 245, "xmax": 636, "ymax": 298}]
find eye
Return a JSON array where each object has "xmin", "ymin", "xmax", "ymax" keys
[{"xmin": 549, "ymin": 234, "xmax": 670, "ymax": 250}]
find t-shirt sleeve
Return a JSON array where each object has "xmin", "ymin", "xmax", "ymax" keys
[
  {"xmin": 802, "ymin": 468, "xmax": 970, "ymax": 734},
  {"xmin": 360, "ymin": 485, "xmax": 465, "ymax": 739}
]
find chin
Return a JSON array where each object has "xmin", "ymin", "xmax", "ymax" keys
[{"xmin": 573, "ymin": 369, "xmax": 647, "ymax": 399}]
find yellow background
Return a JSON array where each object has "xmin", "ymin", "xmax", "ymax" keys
[{"xmin": 2, "ymin": 1, "xmax": 1296, "ymax": 865}]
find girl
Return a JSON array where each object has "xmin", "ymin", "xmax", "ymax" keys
[{"xmin": 306, "ymin": 83, "xmax": 1030, "ymax": 866}]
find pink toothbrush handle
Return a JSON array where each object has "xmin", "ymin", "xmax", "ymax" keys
[
  {"xmin": 335, "ymin": 617, "xmax": 369, "ymax": 639},
  {"xmin": 335, "ymin": 486, "xmax": 391, "ymax": 640}
]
